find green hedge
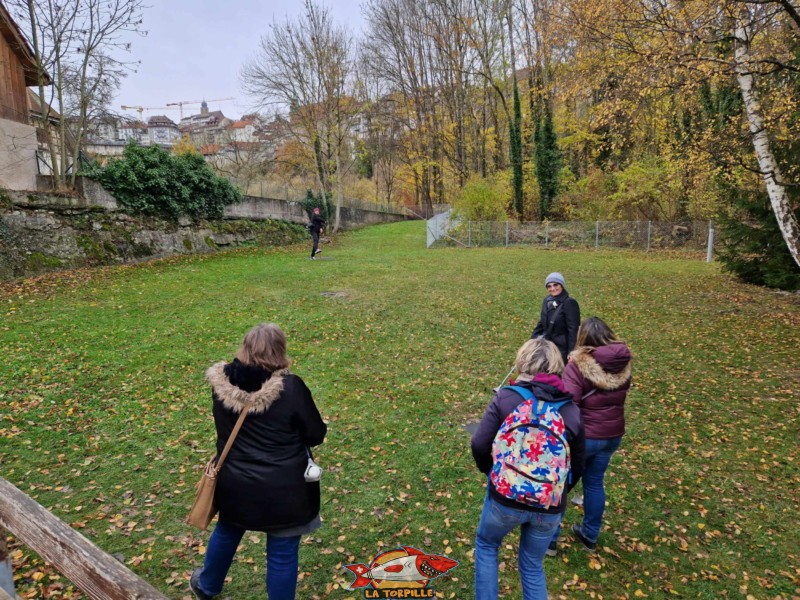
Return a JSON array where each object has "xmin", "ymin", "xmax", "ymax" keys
[{"xmin": 84, "ymin": 143, "xmax": 241, "ymax": 221}]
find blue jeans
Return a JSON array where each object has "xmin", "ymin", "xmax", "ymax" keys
[
  {"xmin": 196, "ymin": 519, "xmax": 301, "ymax": 599},
  {"xmin": 578, "ymin": 436, "xmax": 622, "ymax": 544},
  {"xmin": 474, "ymin": 493, "xmax": 562, "ymax": 600}
]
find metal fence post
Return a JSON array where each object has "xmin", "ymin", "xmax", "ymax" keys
[
  {"xmin": 468, "ymin": 221, "xmax": 471, "ymax": 247},
  {"xmin": 707, "ymin": 220, "xmax": 715, "ymax": 262},
  {"xmin": 545, "ymin": 222, "xmax": 549, "ymax": 249},
  {"xmin": 647, "ymin": 221, "xmax": 652, "ymax": 252},
  {"xmin": 505, "ymin": 221, "xmax": 509, "ymax": 247},
  {"xmin": 595, "ymin": 221, "xmax": 600, "ymax": 249}
]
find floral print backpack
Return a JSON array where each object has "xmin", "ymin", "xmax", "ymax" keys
[{"xmin": 490, "ymin": 386, "xmax": 571, "ymax": 509}]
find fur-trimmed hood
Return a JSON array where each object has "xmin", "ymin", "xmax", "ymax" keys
[
  {"xmin": 206, "ymin": 361, "xmax": 290, "ymax": 414},
  {"xmin": 568, "ymin": 344, "xmax": 632, "ymax": 391}
]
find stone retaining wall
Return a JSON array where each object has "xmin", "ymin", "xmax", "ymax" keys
[
  {"xmin": 0, "ymin": 182, "xmax": 411, "ymax": 279},
  {"xmin": 0, "ymin": 194, "xmax": 306, "ymax": 280}
]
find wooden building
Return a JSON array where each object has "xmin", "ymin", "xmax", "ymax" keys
[{"xmin": 0, "ymin": 1, "xmax": 47, "ymax": 190}]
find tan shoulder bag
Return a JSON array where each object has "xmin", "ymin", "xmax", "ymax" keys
[{"xmin": 187, "ymin": 407, "xmax": 249, "ymax": 530}]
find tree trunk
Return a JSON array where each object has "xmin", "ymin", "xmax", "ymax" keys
[
  {"xmin": 25, "ymin": 0, "xmax": 60, "ymax": 189},
  {"xmin": 734, "ymin": 14, "xmax": 800, "ymax": 269},
  {"xmin": 334, "ymin": 149, "xmax": 342, "ymax": 233}
]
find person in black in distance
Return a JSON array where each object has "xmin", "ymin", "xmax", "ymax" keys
[
  {"xmin": 531, "ymin": 272, "xmax": 580, "ymax": 364},
  {"xmin": 309, "ymin": 207, "xmax": 326, "ymax": 259}
]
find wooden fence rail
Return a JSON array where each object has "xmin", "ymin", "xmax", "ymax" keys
[{"xmin": 0, "ymin": 477, "xmax": 168, "ymax": 599}]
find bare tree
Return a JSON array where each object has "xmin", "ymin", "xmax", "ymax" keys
[
  {"xmin": 241, "ymin": 0, "xmax": 356, "ymax": 232},
  {"xmin": 206, "ymin": 130, "xmax": 272, "ymax": 194},
  {"xmin": 10, "ymin": 0, "xmax": 145, "ymax": 189}
]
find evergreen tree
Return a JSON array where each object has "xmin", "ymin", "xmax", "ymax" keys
[
  {"xmin": 534, "ymin": 102, "xmax": 560, "ymax": 219},
  {"xmin": 717, "ymin": 183, "xmax": 800, "ymax": 290},
  {"xmin": 510, "ymin": 79, "xmax": 524, "ymax": 217}
]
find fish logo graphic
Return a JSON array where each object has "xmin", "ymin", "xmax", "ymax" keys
[{"xmin": 343, "ymin": 546, "xmax": 458, "ymax": 596}]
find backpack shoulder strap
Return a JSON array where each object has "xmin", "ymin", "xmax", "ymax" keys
[
  {"xmin": 530, "ymin": 398, "xmax": 572, "ymax": 419},
  {"xmin": 502, "ymin": 385, "xmax": 536, "ymax": 401}
]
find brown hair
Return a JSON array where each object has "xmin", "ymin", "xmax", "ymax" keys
[
  {"xmin": 515, "ymin": 338, "xmax": 565, "ymax": 376},
  {"xmin": 576, "ymin": 317, "xmax": 620, "ymax": 348},
  {"xmin": 235, "ymin": 323, "xmax": 291, "ymax": 371}
]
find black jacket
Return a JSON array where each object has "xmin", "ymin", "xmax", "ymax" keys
[
  {"xmin": 471, "ymin": 374, "xmax": 585, "ymax": 514},
  {"xmin": 310, "ymin": 214, "xmax": 326, "ymax": 234},
  {"xmin": 206, "ymin": 359, "xmax": 327, "ymax": 532},
  {"xmin": 531, "ymin": 290, "xmax": 580, "ymax": 363}
]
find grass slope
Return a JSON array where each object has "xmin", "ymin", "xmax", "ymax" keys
[{"xmin": 1, "ymin": 221, "xmax": 798, "ymax": 599}]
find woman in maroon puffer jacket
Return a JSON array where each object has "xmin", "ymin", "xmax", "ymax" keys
[{"xmin": 562, "ymin": 317, "xmax": 632, "ymax": 550}]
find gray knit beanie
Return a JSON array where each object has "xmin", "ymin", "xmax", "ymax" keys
[{"xmin": 545, "ymin": 272, "xmax": 566, "ymax": 288}]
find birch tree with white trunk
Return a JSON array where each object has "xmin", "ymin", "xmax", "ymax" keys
[{"xmin": 733, "ymin": 7, "xmax": 800, "ymax": 268}]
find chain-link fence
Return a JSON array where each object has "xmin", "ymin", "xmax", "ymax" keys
[{"xmin": 428, "ymin": 215, "xmax": 717, "ymax": 259}]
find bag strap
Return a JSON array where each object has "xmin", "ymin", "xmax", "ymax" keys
[
  {"xmin": 503, "ymin": 385, "xmax": 536, "ymax": 401},
  {"xmin": 503, "ymin": 385, "xmax": 570, "ymax": 412},
  {"xmin": 215, "ymin": 406, "xmax": 249, "ymax": 471},
  {"xmin": 545, "ymin": 297, "xmax": 569, "ymax": 338}
]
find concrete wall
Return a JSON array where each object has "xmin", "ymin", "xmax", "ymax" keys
[
  {"xmin": 0, "ymin": 118, "xmax": 38, "ymax": 191},
  {"xmin": 223, "ymin": 195, "xmax": 408, "ymax": 228},
  {"xmin": 223, "ymin": 195, "xmax": 307, "ymax": 223}
]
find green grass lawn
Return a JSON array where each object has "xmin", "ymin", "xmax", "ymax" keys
[{"xmin": 1, "ymin": 220, "xmax": 798, "ymax": 599}]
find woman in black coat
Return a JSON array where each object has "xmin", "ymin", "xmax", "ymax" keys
[
  {"xmin": 531, "ymin": 272, "xmax": 581, "ymax": 364},
  {"xmin": 191, "ymin": 323, "xmax": 327, "ymax": 600}
]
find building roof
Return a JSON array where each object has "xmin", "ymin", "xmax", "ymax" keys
[
  {"xmin": 148, "ymin": 115, "xmax": 177, "ymax": 127},
  {"xmin": 120, "ymin": 119, "xmax": 147, "ymax": 130},
  {"xmin": 199, "ymin": 143, "xmax": 221, "ymax": 155},
  {"xmin": 0, "ymin": 3, "xmax": 50, "ymax": 86},
  {"xmin": 27, "ymin": 89, "xmax": 60, "ymax": 124}
]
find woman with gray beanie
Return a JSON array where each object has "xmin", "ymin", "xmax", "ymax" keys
[{"xmin": 531, "ymin": 272, "xmax": 581, "ymax": 364}]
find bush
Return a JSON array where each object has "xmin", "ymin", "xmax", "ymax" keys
[
  {"xmin": 453, "ymin": 174, "xmax": 510, "ymax": 221},
  {"xmin": 299, "ymin": 189, "xmax": 334, "ymax": 223},
  {"xmin": 555, "ymin": 167, "xmax": 617, "ymax": 220},
  {"xmin": 83, "ymin": 142, "xmax": 241, "ymax": 221},
  {"xmin": 609, "ymin": 156, "xmax": 683, "ymax": 220}
]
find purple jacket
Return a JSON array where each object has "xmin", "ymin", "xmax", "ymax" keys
[
  {"xmin": 471, "ymin": 373, "xmax": 585, "ymax": 514},
  {"xmin": 562, "ymin": 343, "xmax": 632, "ymax": 440}
]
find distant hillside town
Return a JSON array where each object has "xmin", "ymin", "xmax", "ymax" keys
[{"xmin": 84, "ymin": 101, "xmax": 290, "ymax": 163}]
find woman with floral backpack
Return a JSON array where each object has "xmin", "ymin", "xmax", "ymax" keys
[{"xmin": 471, "ymin": 338, "xmax": 585, "ymax": 600}]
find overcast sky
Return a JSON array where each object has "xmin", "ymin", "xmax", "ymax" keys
[{"xmin": 115, "ymin": 0, "xmax": 364, "ymax": 122}]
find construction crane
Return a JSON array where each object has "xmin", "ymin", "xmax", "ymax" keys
[
  {"xmin": 166, "ymin": 97, "xmax": 235, "ymax": 119},
  {"xmin": 121, "ymin": 105, "xmax": 181, "ymax": 119}
]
